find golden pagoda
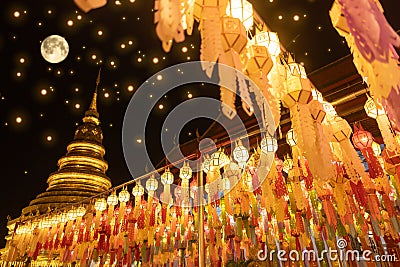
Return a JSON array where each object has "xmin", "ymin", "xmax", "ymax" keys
[{"xmin": 3, "ymin": 72, "xmax": 112, "ymax": 251}]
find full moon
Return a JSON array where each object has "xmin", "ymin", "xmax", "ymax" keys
[{"xmin": 40, "ymin": 35, "xmax": 69, "ymax": 64}]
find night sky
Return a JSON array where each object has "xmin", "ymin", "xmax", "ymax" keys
[{"xmin": 0, "ymin": 0, "xmax": 399, "ymax": 246}]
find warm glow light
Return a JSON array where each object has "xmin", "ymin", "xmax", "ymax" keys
[
  {"xmin": 156, "ymin": 75, "xmax": 163, "ymax": 81},
  {"xmin": 91, "ymin": 54, "xmax": 97, "ymax": 60},
  {"xmin": 153, "ymin": 57, "xmax": 159, "ymax": 64},
  {"xmin": 75, "ymin": 104, "xmax": 80, "ymax": 109},
  {"xmin": 293, "ymin": 15, "xmax": 300, "ymax": 21},
  {"xmin": 226, "ymin": 0, "xmax": 254, "ymax": 30},
  {"xmin": 182, "ymin": 47, "xmax": 188, "ymax": 53},
  {"xmin": 137, "ymin": 58, "xmax": 142, "ymax": 62},
  {"xmin": 16, "ymin": 117, "xmax": 22, "ymax": 124},
  {"xmin": 14, "ymin": 11, "xmax": 20, "ymax": 18},
  {"xmin": 41, "ymin": 89, "xmax": 47, "ymax": 95},
  {"xmin": 77, "ymin": 15, "xmax": 82, "ymax": 20},
  {"xmin": 104, "ymin": 93, "xmax": 110, "ymax": 98},
  {"xmin": 188, "ymin": 93, "xmax": 193, "ymax": 99},
  {"xmin": 19, "ymin": 58, "xmax": 25, "ymax": 63},
  {"xmin": 136, "ymin": 139, "xmax": 142, "ymax": 144},
  {"xmin": 128, "ymin": 85, "xmax": 134, "ymax": 92},
  {"xmin": 97, "ymin": 30, "xmax": 103, "ymax": 36},
  {"xmin": 121, "ymin": 43, "xmax": 126, "ymax": 49},
  {"xmin": 67, "ymin": 20, "xmax": 74, "ymax": 26},
  {"xmin": 46, "ymin": 135, "xmax": 52, "ymax": 141},
  {"xmin": 278, "ymin": 15, "xmax": 283, "ymax": 20},
  {"xmin": 158, "ymin": 104, "xmax": 164, "ymax": 110},
  {"xmin": 254, "ymin": 31, "xmax": 281, "ymax": 57}
]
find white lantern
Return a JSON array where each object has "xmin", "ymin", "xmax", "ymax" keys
[
  {"xmin": 202, "ymin": 155, "xmax": 211, "ymax": 173},
  {"xmin": 261, "ymin": 134, "xmax": 278, "ymax": 154},
  {"xmin": 226, "ymin": 0, "xmax": 254, "ymax": 31},
  {"xmin": 132, "ymin": 183, "xmax": 145, "ymax": 197},
  {"xmin": 107, "ymin": 192, "xmax": 119, "ymax": 206},
  {"xmin": 254, "ymin": 31, "xmax": 281, "ymax": 57},
  {"xmin": 94, "ymin": 198, "xmax": 107, "ymax": 212},
  {"xmin": 161, "ymin": 168, "xmax": 174, "ymax": 185},
  {"xmin": 311, "ymin": 89, "xmax": 323, "ymax": 103},
  {"xmin": 233, "ymin": 140, "xmax": 249, "ymax": 163},
  {"xmin": 146, "ymin": 175, "xmax": 159, "ymax": 192},
  {"xmin": 118, "ymin": 188, "xmax": 130, "ymax": 203},
  {"xmin": 222, "ymin": 177, "xmax": 231, "ymax": 191},
  {"xmin": 286, "ymin": 129, "xmax": 297, "ymax": 147},
  {"xmin": 364, "ymin": 96, "xmax": 385, "ymax": 119},
  {"xmin": 179, "ymin": 161, "xmax": 193, "ymax": 179}
]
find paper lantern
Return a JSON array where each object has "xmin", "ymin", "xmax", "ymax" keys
[
  {"xmin": 329, "ymin": 0, "xmax": 350, "ymax": 35},
  {"xmin": 94, "ymin": 198, "xmax": 107, "ymax": 212},
  {"xmin": 286, "ymin": 129, "xmax": 297, "ymax": 147},
  {"xmin": 372, "ymin": 142, "xmax": 382, "ymax": 156},
  {"xmin": 221, "ymin": 17, "xmax": 247, "ymax": 54},
  {"xmin": 67, "ymin": 208, "xmax": 78, "ymax": 221},
  {"xmin": 76, "ymin": 206, "xmax": 86, "ymax": 217},
  {"xmin": 161, "ymin": 168, "xmax": 174, "ymax": 185},
  {"xmin": 146, "ymin": 175, "xmax": 159, "ymax": 192},
  {"xmin": 132, "ymin": 183, "xmax": 145, "ymax": 197},
  {"xmin": 118, "ymin": 188, "xmax": 130, "ymax": 203},
  {"xmin": 261, "ymin": 134, "xmax": 278, "ymax": 153},
  {"xmin": 282, "ymin": 60, "xmax": 312, "ymax": 108},
  {"xmin": 179, "ymin": 161, "xmax": 193, "ymax": 179},
  {"xmin": 193, "ymin": 0, "xmax": 228, "ymax": 21},
  {"xmin": 245, "ymin": 45, "xmax": 273, "ymax": 74},
  {"xmin": 364, "ymin": 96, "xmax": 385, "ymax": 119},
  {"xmin": 331, "ymin": 117, "xmax": 352, "ymax": 142},
  {"xmin": 107, "ymin": 192, "xmax": 119, "ymax": 206},
  {"xmin": 210, "ymin": 149, "xmax": 230, "ymax": 168},
  {"xmin": 225, "ymin": 0, "xmax": 253, "ymax": 31},
  {"xmin": 322, "ymin": 101, "xmax": 337, "ymax": 117},
  {"xmin": 254, "ymin": 31, "xmax": 281, "ymax": 57},
  {"xmin": 309, "ymin": 93, "xmax": 326, "ymax": 123},
  {"xmin": 233, "ymin": 140, "xmax": 249, "ymax": 163},
  {"xmin": 74, "ymin": 0, "xmax": 107, "ymax": 13},
  {"xmin": 352, "ymin": 124, "xmax": 373, "ymax": 150},
  {"xmin": 283, "ymin": 156, "xmax": 294, "ymax": 173}
]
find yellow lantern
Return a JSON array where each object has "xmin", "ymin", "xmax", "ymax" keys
[
  {"xmin": 74, "ymin": 0, "xmax": 107, "ymax": 13},
  {"xmin": 225, "ymin": 0, "xmax": 254, "ymax": 31},
  {"xmin": 245, "ymin": 45, "xmax": 273, "ymax": 74},
  {"xmin": 211, "ymin": 149, "xmax": 230, "ymax": 168},
  {"xmin": 107, "ymin": 191, "xmax": 119, "ymax": 206},
  {"xmin": 202, "ymin": 155, "xmax": 212, "ymax": 173},
  {"xmin": 132, "ymin": 183, "xmax": 145, "ymax": 197},
  {"xmin": 94, "ymin": 198, "xmax": 107, "ymax": 212},
  {"xmin": 329, "ymin": 0, "xmax": 350, "ymax": 35},
  {"xmin": 118, "ymin": 188, "xmax": 130, "ymax": 203},
  {"xmin": 193, "ymin": 0, "xmax": 228, "ymax": 21},
  {"xmin": 282, "ymin": 58, "xmax": 312, "ymax": 108},
  {"xmin": 364, "ymin": 95, "xmax": 386, "ymax": 119},
  {"xmin": 221, "ymin": 17, "xmax": 247, "ymax": 54},
  {"xmin": 67, "ymin": 207, "xmax": 78, "ymax": 221},
  {"xmin": 179, "ymin": 161, "xmax": 193, "ymax": 179},
  {"xmin": 161, "ymin": 168, "xmax": 174, "ymax": 185},
  {"xmin": 254, "ymin": 31, "xmax": 281, "ymax": 57},
  {"xmin": 372, "ymin": 142, "xmax": 382, "ymax": 156},
  {"xmin": 331, "ymin": 117, "xmax": 352, "ymax": 142},
  {"xmin": 309, "ymin": 89, "xmax": 326, "ymax": 123},
  {"xmin": 76, "ymin": 206, "xmax": 86, "ymax": 217},
  {"xmin": 283, "ymin": 155, "xmax": 294, "ymax": 173},
  {"xmin": 286, "ymin": 129, "xmax": 297, "ymax": 147}
]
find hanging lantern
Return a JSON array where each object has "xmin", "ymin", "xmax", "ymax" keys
[
  {"xmin": 161, "ymin": 168, "xmax": 174, "ymax": 185},
  {"xmin": 161, "ymin": 168, "xmax": 174, "ymax": 204},
  {"xmin": 132, "ymin": 183, "xmax": 145, "ymax": 217},
  {"xmin": 59, "ymin": 212, "xmax": 68, "ymax": 224},
  {"xmin": 286, "ymin": 129, "xmax": 297, "ymax": 147},
  {"xmin": 364, "ymin": 96, "xmax": 385, "ymax": 119},
  {"xmin": 94, "ymin": 198, "xmax": 107, "ymax": 212},
  {"xmin": 352, "ymin": 125, "xmax": 374, "ymax": 150},
  {"xmin": 67, "ymin": 207, "xmax": 79, "ymax": 221},
  {"xmin": 222, "ymin": 177, "xmax": 231, "ymax": 191},
  {"xmin": 283, "ymin": 156, "xmax": 294, "ymax": 173},
  {"xmin": 282, "ymin": 58, "xmax": 312, "ymax": 108},
  {"xmin": 221, "ymin": 17, "xmax": 247, "ymax": 54},
  {"xmin": 202, "ymin": 155, "xmax": 212, "ymax": 173},
  {"xmin": 146, "ymin": 175, "xmax": 159, "ymax": 192},
  {"xmin": 372, "ymin": 142, "xmax": 382, "ymax": 156},
  {"xmin": 118, "ymin": 188, "xmax": 130, "ymax": 203},
  {"xmin": 193, "ymin": 0, "xmax": 227, "ymax": 21},
  {"xmin": 254, "ymin": 31, "xmax": 281, "ymax": 57},
  {"xmin": 322, "ymin": 101, "xmax": 337, "ymax": 123},
  {"xmin": 210, "ymin": 149, "xmax": 230, "ymax": 168},
  {"xmin": 107, "ymin": 191, "xmax": 119, "ymax": 206},
  {"xmin": 76, "ymin": 206, "xmax": 86, "ymax": 217},
  {"xmin": 226, "ymin": 0, "xmax": 254, "ymax": 31},
  {"xmin": 74, "ymin": 0, "xmax": 107, "ymax": 13},
  {"xmin": 331, "ymin": 117, "xmax": 352, "ymax": 142},
  {"xmin": 179, "ymin": 161, "xmax": 193, "ymax": 179},
  {"xmin": 329, "ymin": 0, "xmax": 350, "ymax": 35},
  {"xmin": 311, "ymin": 88, "xmax": 323, "ymax": 102},
  {"xmin": 233, "ymin": 140, "xmax": 249, "ymax": 164},
  {"xmin": 245, "ymin": 45, "xmax": 273, "ymax": 74},
  {"xmin": 261, "ymin": 133, "xmax": 278, "ymax": 154}
]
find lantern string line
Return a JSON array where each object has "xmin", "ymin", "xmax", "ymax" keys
[{"xmin": 17, "ymin": 125, "xmax": 268, "ymax": 223}]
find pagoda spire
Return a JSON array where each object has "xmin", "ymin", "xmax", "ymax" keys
[{"xmin": 83, "ymin": 69, "xmax": 101, "ymax": 124}]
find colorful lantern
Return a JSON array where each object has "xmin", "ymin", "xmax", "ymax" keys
[{"xmin": 254, "ymin": 31, "xmax": 281, "ymax": 57}]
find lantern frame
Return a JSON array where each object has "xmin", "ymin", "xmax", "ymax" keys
[
  {"xmin": 161, "ymin": 168, "xmax": 174, "ymax": 185},
  {"xmin": 146, "ymin": 175, "xmax": 159, "ymax": 191},
  {"xmin": 286, "ymin": 129, "xmax": 297, "ymax": 147}
]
